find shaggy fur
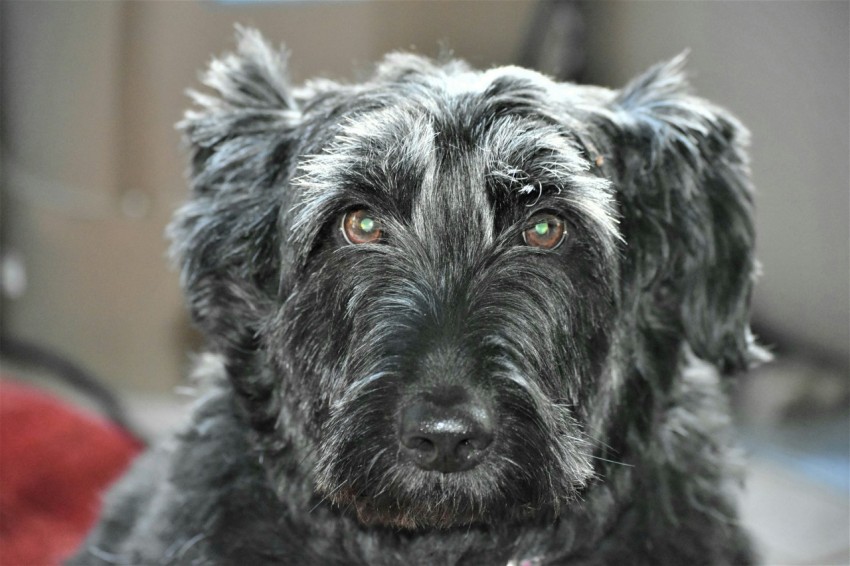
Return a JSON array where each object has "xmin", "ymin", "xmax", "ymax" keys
[{"xmin": 71, "ymin": 28, "xmax": 765, "ymax": 565}]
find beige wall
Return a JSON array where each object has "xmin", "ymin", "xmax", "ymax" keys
[
  {"xmin": 583, "ymin": 1, "xmax": 850, "ymax": 365},
  {"xmin": 3, "ymin": 1, "xmax": 847, "ymax": 395},
  {"xmin": 1, "ymin": 1, "xmax": 536, "ymax": 392}
]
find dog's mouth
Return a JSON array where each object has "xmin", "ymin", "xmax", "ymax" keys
[
  {"xmin": 318, "ymin": 467, "xmax": 546, "ymax": 530},
  {"xmin": 329, "ymin": 486, "xmax": 493, "ymax": 530},
  {"xmin": 313, "ymin": 434, "xmax": 589, "ymax": 530}
]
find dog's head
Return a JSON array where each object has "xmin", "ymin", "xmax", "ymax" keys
[{"xmin": 171, "ymin": 29, "xmax": 761, "ymax": 530}]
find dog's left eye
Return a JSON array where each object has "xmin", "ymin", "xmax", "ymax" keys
[
  {"xmin": 341, "ymin": 209, "xmax": 383, "ymax": 245},
  {"xmin": 522, "ymin": 213, "xmax": 567, "ymax": 250}
]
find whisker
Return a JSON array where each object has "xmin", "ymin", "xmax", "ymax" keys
[{"xmin": 587, "ymin": 454, "xmax": 633, "ymax": 468}]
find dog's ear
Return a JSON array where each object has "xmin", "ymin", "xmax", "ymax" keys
[
  {"xmin": 606, "ymin": 55, "xmax": 766, "ymax": 374},
  {"xmin": 170, "ymin": 26, "xmax": 301, "ymax": 350}
]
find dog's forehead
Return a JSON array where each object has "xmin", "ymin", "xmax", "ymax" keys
[
  {"xmin": 299, "ymin": 66, "xmax": 597, "ymax": 200},
  {"xmin": 290, "ymin": 64, "xmax": 618, "ymax": 253}
]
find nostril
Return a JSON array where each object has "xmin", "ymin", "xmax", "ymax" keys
[
  {"xmin": 455, "ymin": 431, "xmax": 493, "ymax": 459},
  {"xmin": 401, "ymin": 434, "xmax": 439, "ymax": 468},
  {"xmin": 456, "ymin": 438, "xmax": 474, "ymax": 461},
  {"xmin": 403, "ymin": 435, "xmax": 435, "ymax": 454}
]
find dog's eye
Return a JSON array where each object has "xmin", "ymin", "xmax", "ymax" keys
[
  {"xmin": 522, "ymin": 213, "xmax": 566, "ymax": 250},
  {"xmin": 341, "ymin": 209, "xmax": 383, "ymax": 245}
]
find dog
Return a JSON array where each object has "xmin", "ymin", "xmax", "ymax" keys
[{"xmin": 71, "ymin": 28, "xmax": 766, "ymax": 565}]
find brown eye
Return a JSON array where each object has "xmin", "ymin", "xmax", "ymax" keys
[
  {"xmin": 523, "ymin": 214, "xmax": 566, "ymax": 249},
  {"xmin": 341, "ymin": 209, "xmax": 382, "ymax": 245}
]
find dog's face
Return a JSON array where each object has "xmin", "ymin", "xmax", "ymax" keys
[
  {"xmin": 280, "ymin": 64, "xmax": 621, "ymax": 529},
  {"xmin": 172, "ymin": 30, "xmax": 759, "ymax": 530}
]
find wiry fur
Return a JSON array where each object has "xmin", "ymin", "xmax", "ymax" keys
[{"xmin": 72, "ymin": 28, "xmax": 765, "ymax": 565}]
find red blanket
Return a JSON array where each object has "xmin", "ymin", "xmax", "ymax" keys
[{"xmin": 0, "ymin": 379, "xmax": 142, "ymax": 565}]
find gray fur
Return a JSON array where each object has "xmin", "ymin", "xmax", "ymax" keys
[{"xmin": 71, "ymin": 27, "xmax": 764, "ymax": 565}]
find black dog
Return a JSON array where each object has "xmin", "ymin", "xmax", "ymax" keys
[{"xmin": 72, "ymin": 28, "xmax": 765, "ymax": 565}]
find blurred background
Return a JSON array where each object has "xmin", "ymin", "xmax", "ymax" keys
[{"xmin": 1, "ymin": 1, "xmax": 847, "ymax": 564}]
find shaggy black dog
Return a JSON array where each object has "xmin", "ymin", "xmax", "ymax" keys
[{"xmin": 72, "ymin": 29, "xmax": 765, "ymax": 565}]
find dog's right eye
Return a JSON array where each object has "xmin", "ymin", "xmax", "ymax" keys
[
  {"xmin": 522, "ymin": 213, "xmax": 567, "ymax": 250},
  {"xmin": 341, "ymin": 209, "xmax": 383, "ymax": 245}
]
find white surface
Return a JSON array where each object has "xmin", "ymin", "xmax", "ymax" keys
[{"xmin": 741, "ymin": 457, "xmax": 850, "ymax": 565}]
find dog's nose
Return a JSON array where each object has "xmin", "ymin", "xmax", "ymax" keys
[{"xmin": 399, "ymin": 397, "xmax": 494, "ymax": 473}]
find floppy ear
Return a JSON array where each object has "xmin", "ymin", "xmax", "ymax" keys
[
  {"xmin": 169, "ymin": 27, "xmax": 302, "ymax": 351},
  {"xmin": 607, "ymin": 55, "xmax": 766, "ymax": 374}
]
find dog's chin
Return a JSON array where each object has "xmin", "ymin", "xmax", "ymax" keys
[
  {"xmin": 326, "ymin": 486, "xmax": 539, "ymax": 531},
  {"xmin": 335, "ymin": 490, "xmax": 488, "ymax": 530},
  {"xmin": 316, "ymin": 462, "xmax": 571, "ymax": 531}
]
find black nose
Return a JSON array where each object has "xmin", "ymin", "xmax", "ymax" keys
[{"xmin": 399, "ymin": 396, "xmax": 494, "ymax": 473}]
